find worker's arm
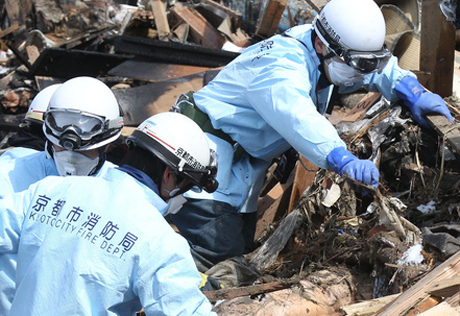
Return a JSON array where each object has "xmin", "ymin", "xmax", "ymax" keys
[
  {"xmin": 0, "ymin": 190, "xmax": 30, "ymax": 254},
  {"xmin": 245, "ymin": 61, "xmax": 379, "ymax": 187},
  {"xmin": 136, "ymin": 226, "xmax": 216, "ymax": 316},
  {"xmin": 394, "ymin": 76, "xmax": 453, "ymax": 128},
  {"xmin": 327, "ymin": 147, "xmax": 379, "ymax": 187}
]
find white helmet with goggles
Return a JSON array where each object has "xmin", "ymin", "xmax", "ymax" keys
[
  {"xmin": 313, "ymin": 0, "xmax": 392, "ymax": 74},
  {"xmin": 20, "ymin": 84, "xmax": 62, "ymax": 128},
  {"xmin": 43, "ymin": 76, "xmax": 124, "ymax": 151},
  {"xmin": 126, "ymin": 112, "xmax": 218, "ymax": 193}
]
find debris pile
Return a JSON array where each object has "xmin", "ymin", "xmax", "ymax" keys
[{"xmin": 206, "ymin": 95, "xmax": 460, "ymax": 314}]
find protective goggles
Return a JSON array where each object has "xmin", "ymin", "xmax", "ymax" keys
[
  {"xmin": 330, "ymin": 47, "xmax": 392, "ymax": 74},
  {"xmin": 314, "ymin": 16, "xmax": 392, "ymax": 74},
  {"xmin": 44, "ymin": 109, "xmax": 115, "ymax": 141}
]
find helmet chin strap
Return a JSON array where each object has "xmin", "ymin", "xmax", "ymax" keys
[{"xmin": 88, "ymin": 146, "xmax": 107, "ymax": 176}]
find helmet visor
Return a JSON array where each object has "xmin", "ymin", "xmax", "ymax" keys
[
  {"xmin": 45, "ymin": 109, "xmax": 106, "ymax": 141},
  {"xmin": 344, "ymin": 48, "xmax": 392, "ymax": 74}
]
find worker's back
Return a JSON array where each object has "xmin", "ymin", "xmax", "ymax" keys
[{"xmin": 0, "ymin": 168, "xmax": 215, "ymax": 316}]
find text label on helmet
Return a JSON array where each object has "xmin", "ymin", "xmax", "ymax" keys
[
  {"xmin": 319, "ymin": 14, "xmax": 341, "ymax": 46},
  {"xmin": 176, "ymin": 147, "xmax": 206, "ymax": 171}
]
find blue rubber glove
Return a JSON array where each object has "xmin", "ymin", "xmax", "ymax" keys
[
  {"xmin": 327, "ymin": 147, "xmax": 379, "ymax": 188},
  {"xmin": 395, "ymin": 76, "xmax": 453, "ymax": 129}
]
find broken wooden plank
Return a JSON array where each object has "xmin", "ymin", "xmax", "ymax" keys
[
  {"xmin": 340, "ymin": 92, "xmax": 383, "ymax": 123},
  {"xmin": 249, "ymin": 208, "xmax": 303, "ymax": 270},
  {"xmin": 55, "ymin": 25, "xmax": 117, "ymax": 49},
  {"xmin": 0, "ymin": 24, "xmax": 20, "ymax": 40},
  {"xmin": 303, "ymin": 0, "xmax": 328, "ymax": 12},
  {"xmin": 427, "ymin": 275, "xmax": 460, "ymax": 298},
  {"xmin": 254, "ymin": 0, "xmax": 288, "ymax": 39},
  {"xmin": 287, "ymin": 155, "xmax": 318, "ymax": 214},
  {"xmin": 4, "ymin": 0, "xmax": 25, "ymax": 37},
  {"xmin": 201, "ymin": 0, "xmax": 242, "ymax": 30},
  {"xmin": 420, "ymin": 0, "xmax": 455, "ymax": 97},
  {"xmin": 376, "ymin": 250, "xmax": 460, "ymax": 315},
  {"xmin": 172, "ymin": 22, "xmax": 189, "ymax": 42},
  {"xmin": 405, "ymin": 296, "xmax": 444, "ymax": 316},
  {"xmin": 204, "ymin": 280, "xmax": 293, "ymax": 302},
  {"xmin": 340, "ymin": 294, "xmax": 400, "ymax": 316},
  {"xmin": 418, "ymin": 299, "xmax": 460, "ymax": 316},
  {"xmin": 149, "ymin": 0, "xmax": 170, "ymax": 41},
  {"xmin": 426, "ymin": 114, "xmax": 460, "ymax": 157},
  {"xmin": 255, "ymin": 167, "xmax": 295, "ymax": 241},
  {"xmin": 170, "ymin": 2, "xmax": 226, "ymax": 49},
  {"xmin": 213, "ymin": 269, "xmax": 353, "ymax": 316}
]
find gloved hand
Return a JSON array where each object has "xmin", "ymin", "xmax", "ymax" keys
[
  {"xmin": 395, "ymin": 76, "xmax": 453, "ymax": 129},
  {"xmin": 327, "ymin": 147, "xmax": 379, "ymax": 188},
  {"xmin": 199, "ymin": 272, "xmax": 225, "ymax": 292}
]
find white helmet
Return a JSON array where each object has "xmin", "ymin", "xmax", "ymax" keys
[
  {"xmin": 313, "ymin": 0, "xmax": 392, "ymax": 73},
  {"xmin": 21, "ymin": 84, "xmax": 62, "ymax": 127},
  {"xmin": 126, "ymin": 112, "xmax": 218, "ymax": 193},
  {"xmin": 43, "ymin": 76, "xmax": 124, "ymax": 151}
]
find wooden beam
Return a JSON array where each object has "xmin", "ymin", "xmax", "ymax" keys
[
  {"xmin": 149, "ymin": 0, "xmax": 170, "ymax": 41},
  {"xmin": 255, "ymin": 167, "xmax": 295, "ymax": 241},
  {"xmin": 340, "ymin": 92, "xmax": 383, "ymax": 123},
  {"xmin": 0, "ymin": 24, "xmax": 20, "ymax": 40},
  {"xmin": 340, "ymin": 294, "xmax": 400, "ymax": 316},
  {"xmin": 201, "ymin": 0, "xmax": 242, "ymax": 29},
  {"xmin": 302, "ymin": 0, "xmax": 328, "ymax": 12},
  {"xmin": 418, "ymin": 299, "xmax": 460, "ymax": 316},
  {"xmin": 254, "ymin": 0, "xmax": 288, "ymax": 39},
  {"xmin": 287, "ymin": 156, "xmax": 318, "ymax": 214},
  {"xmin": 426, "ymin": 114, "xmax": 460, "ymax": 157},
  {"xmin": 4, "ymin": 0, "xmax": 24, "ymax": 29},
  {"xmin": 420, "ymin": 0, "xmax": 455, "ymax": 97},
  {"xmin": 204, "ymin": 280, "xmax": 293, "ymax": 302},
  {"xmin": 375, "ymin": 250, "xmax": 460, "ymax": 315},
  {"xmin": 427, "ymin": 275, "xmax": 460, "ymax": 298},
  {"xmin": 170, "ymin": 2, "xmax": 226, "ymax": 49}
]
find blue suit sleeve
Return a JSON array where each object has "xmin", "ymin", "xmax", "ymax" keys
[
  {"xmin": 0, "ymin": 190, "xmax": 30, "ymax": 254},
  {"xmin": 135, "ymin": 227, "xmax": 216, "ymax": 316},
  {"xmin": 246, "ymin": 64, "xmax": 346, "ymax": 169}
]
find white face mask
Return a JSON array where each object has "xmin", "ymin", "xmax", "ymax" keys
[
  {"xmin": 53, "ymin": 150, "xmax": 99, "ymax": 176},
  {"xmin": 164, "ymin": 194, "xmax": 188, "ymax": 216},
  {"xmin": 326, "ymin": 59, "xmax": 364, "ymax": 86}
]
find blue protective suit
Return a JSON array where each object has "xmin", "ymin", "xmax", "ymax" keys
[
  {"xmin": 0, "ymin": 168, "xmax": 215, "ymax": 316},
  {"xmin": 0, "ymin": 151, "xmax": 116, "ymax": 315},
  {"xmin": 185, "ymin": 24, "xmax": 415, "ymax": 214},
  {"xmin": 0, "ymin": 147, "xmax": 38, "ymax": 163}
]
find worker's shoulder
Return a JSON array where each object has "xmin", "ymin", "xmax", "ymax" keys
[
  {"xmin": 0, "ymin": 150, "xmax": 49, "ymax": 178},
  {"xmin": 0, "ymin": 147, "xmax": 38, "ymax": 163},
  {"xmin": 0, "ymin": 149, "xmax": 45, "ymax": 165}
]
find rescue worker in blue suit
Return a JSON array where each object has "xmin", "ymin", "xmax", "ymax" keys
[
  {"xmin": 0, "ymin": 112, "xmax": 218, "ymax": 315},
  {"xmin": 0, "ymin": 76, "xmax": 123, "ymax": 198},
  {"xmin": 169, "ymin": 0, "xmax": 454, "ymax": 272},
  {"xmin": 0, "ymin": 76, "xmax": 124, "ymax": 315},
  {"xmin": 0, "ymin": 83, "xmax": 61, "ymax": 162}
]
